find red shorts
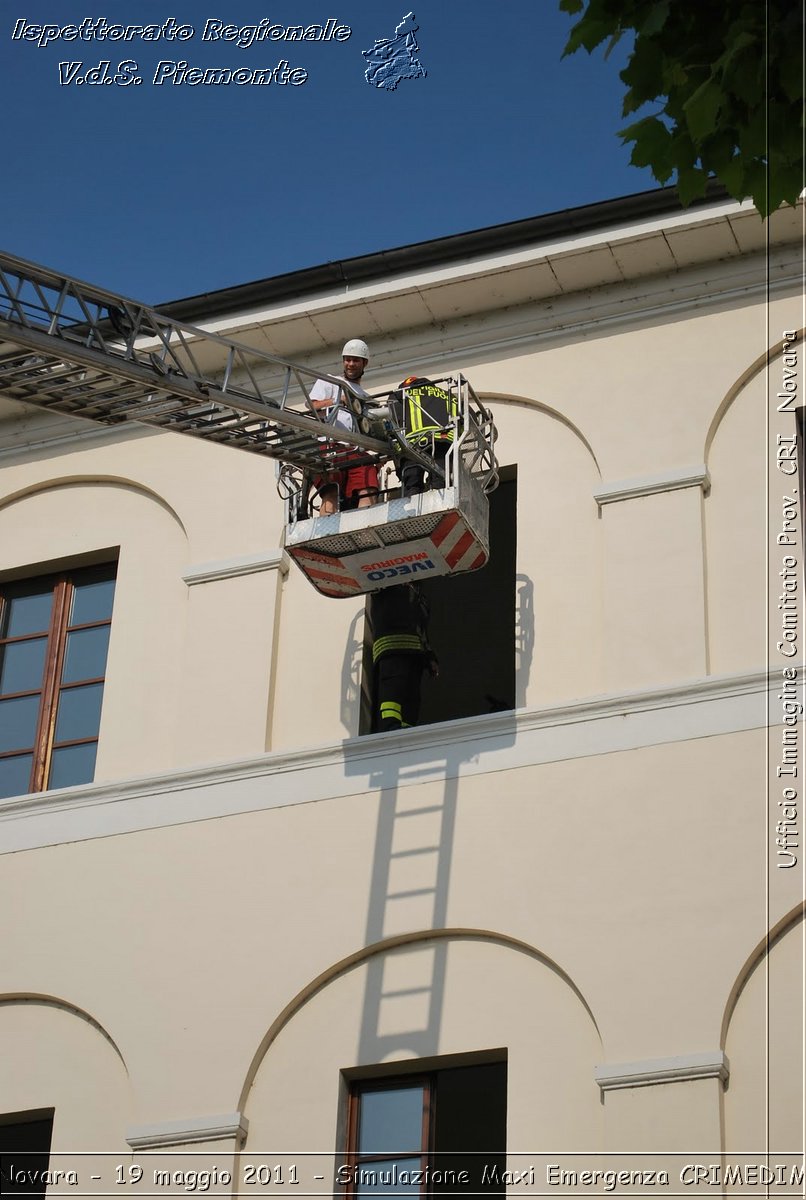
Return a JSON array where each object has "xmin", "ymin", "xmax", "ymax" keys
[
  {"xmin": 345, "ymin": 463, "xmax": 379, "ymax": 498},
  {"xmin": 312, "ymin": 462, "xmax": 379, "ymax": 501},
  {"xmin": 312, "ymin": 467, "xmax": 346, "ymax": 494}
]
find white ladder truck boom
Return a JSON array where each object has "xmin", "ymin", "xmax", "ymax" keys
[{"xmin": 0, "ymin": 252, "xmax": 498, "ymax": 596}]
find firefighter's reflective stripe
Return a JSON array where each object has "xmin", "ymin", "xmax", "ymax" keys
[
  {"xmin": 380, "ymin": 701, "xmax": 405, "ymax": 725},
  {"xmin": 408, "ymin": 428, "xmax": 454, "ymax": 447},
  {"xmin": 372, "ymin": 633, "xmax": 424, "ymax": 663},
  {"xmin": 403, "ymin": 383, "xmax": 457, "ymax": 443}
]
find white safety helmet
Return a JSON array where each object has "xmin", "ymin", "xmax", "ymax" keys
[{"xmin": 342, "ymin": 338, "xmax": 369, "ymax": 361}]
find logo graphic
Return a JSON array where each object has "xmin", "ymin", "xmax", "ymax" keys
[{"xmin": 362, "ymin": 12, "xmax": 426, "ymax": 91}]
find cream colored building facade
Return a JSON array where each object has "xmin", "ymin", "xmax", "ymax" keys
[{"xmin": 0, "ymin": 188, "xmax": 803, "ymax": 1193}]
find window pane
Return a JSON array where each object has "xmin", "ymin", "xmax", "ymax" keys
[
  {"xmin": 354, "ymin": 1159, "xmax": 422, "ymax": 1197},
  {"xmin": 61, "ymin": 626, "xmax": 111, "ymax": 683},
  {"xmin": 432, "ymin": 1062, "xmax": 507, "ymax": 1193},
  {"xmin": 71, "ymin": 577, "xmax": 116, "ymax": 626},
  {"xmin": 0, "ymin": 753, "xmax": 33, "ymax": 798},
  {"xmin": 54, "ymin": 683, "xmax": 105, "ymax": 743},
  {"xmin": 358, "ymin": 1087, "xmax": 424, "ymax": 1153},
  {"xmin": 0, "ymin": 694, "xmax": 40, "ymax": 752},
  {"xmin": 0, "ymin": 637, "xmax": 47, "ymax": 695},
  {"xmin": 3, "ymin": 589, "xmax": 54, "ymax": 638},
  {"xmin": 48, "ymin": 742, "xmax": 97, "ymax": 790}
]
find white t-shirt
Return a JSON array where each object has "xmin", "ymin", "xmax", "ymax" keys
[{"xmin": 309, "ymin": 376, "xmax": 370, "ymax": 432}]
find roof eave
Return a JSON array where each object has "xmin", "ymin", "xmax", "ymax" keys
[{"xmin": 156, "ymin": 182, "xmax": 731, "ymax": 322}]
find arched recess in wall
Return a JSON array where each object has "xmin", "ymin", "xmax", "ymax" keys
[
  {"xmin": 477, "ymin": 394, "xmax": 605, "ymax": 706},
  {"xmin": 702, "ymin": 336, "xmax": 803, "ymax": 675},
  {"xmin": 703, "ymin": 330, "xmax": 805, "ymax": 461},
  {"xmin": 480, "ymin": 393, "xmax": 602, "ymax": 478},
  {"xmin": 0, "ymin": 475, "xmax": 188, "ymax": 536},
  {"xmin": 0, "ymin": 993, "xmax": 131, "ymax": 1151},
  {"xmin": 238, "ymin": 929, "xmax": 602, "ymax": 1154},
  {"xmin": 0, "ymin": 477, "xmax": 190, "ymax": 780},
  {"xmin": 720, "ymin": 904, "xmax": 805, "ymax": 1152}
]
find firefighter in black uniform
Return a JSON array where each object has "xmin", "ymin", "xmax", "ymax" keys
[
  {"xmin": 370, "ymin": 583, "xmax": 438, "ymax": 731},
  {"xmin": 391, "ymin": 377, "xmax": 458, "ymax": 496}
]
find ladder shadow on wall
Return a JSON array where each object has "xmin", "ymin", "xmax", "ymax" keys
[
  {"xmin": 515, "ymin": 573, "xmax": 534, "ymax": 710},
  {"xmin": 340, "ymin": 609, "xmax": 365, "ymax": 734},
  {"xmin": 343, "ymin": 720, "xmax": 517, "ymax": 1067}
]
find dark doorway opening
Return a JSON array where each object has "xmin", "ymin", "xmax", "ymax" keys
[
  {"xmin": 0, "ymin": 1110, "xmax": 54, "ymax": 1200},
  {"xmin": 361, "ymin": 471, "xmax": 516, "ymax": 732}
]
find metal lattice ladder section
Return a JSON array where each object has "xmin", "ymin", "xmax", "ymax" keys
[{"xmin": 0, "ymin": 252, "xmax": 388, "ymax": 473}]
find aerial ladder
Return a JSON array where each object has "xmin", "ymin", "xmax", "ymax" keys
[{"xmin": 0, "ymin": 252, "xmax": 498, "ymax": 596}]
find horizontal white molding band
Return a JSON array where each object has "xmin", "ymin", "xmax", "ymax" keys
[
  {"xmin": 594, "ymin": 1051, "xmax": 730, "ymax": 1092},
  {"xmin": 182, "ymin": 551, "xmax": 289, "ymax": 586},
  {"xmin": 0, "ymin": 668, "xmax": 778, "ymax": 855},
  {"xmin": 248, "ymin": 250, "xmax": 799, "ymax": 388},
  {"xmin": 594, "ymin": 466, "xmax": 710, "ymax": 506},
  {"xmin": 126, "ymin": 1113, "xmax": 248, "ymax": 1151}
]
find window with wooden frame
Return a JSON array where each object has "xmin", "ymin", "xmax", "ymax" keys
[
  {"xmin": 342, "ymin": 1061, "xmax": 506, "ymax": 1196},
  {"xmin": 0, "ymin": 565, "xmax": 116, "ymax": 799}
]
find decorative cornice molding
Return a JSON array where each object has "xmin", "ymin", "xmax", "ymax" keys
[
  {"xmin": 333, "ymin": 257, "xmax": 801, "ymax": 386},
  {"xmin": 594, "ymin": 466, "xmax": 711, "ymax": 507},
  {"xmin": 126, "ymin": 1113, "xmax": 248, "ymax": 1151},
  {"xmin": 594, "ymin": 1051, "xmax": 730, "ymax": 1092},
  {"xmin": 0, "ymin": 668, "xmax": 780, "ymax": 854},
  {"xmin": 183, "ymin": 551, "xmax": 289, "ymax": 586}
]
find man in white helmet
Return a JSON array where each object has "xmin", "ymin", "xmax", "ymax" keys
[{"xmin": 309, "ymin": 339, "xmax": 379, "ymax": 514}]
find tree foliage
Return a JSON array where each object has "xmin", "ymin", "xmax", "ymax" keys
[{"xmin": 560, "ymin": 0, "xmax": 803, "ymax": 216}]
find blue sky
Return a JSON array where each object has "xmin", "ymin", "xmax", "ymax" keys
[{"xmin": 2, "ymin": 1, "xmax": 659, "ymax": 304}]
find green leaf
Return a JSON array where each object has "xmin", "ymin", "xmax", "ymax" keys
[
  {"xmin": 556, "ymin": 0, "xmax": 801, "ymax": 212},
  {"xmin": 618, "ymin": 113, "xmax": 663, "ymax": 144},
  {"xmin": 714, "ymin": 29, "xmax": 756, "ymax": 71},
  {"xmin": 563, "ymin": 16, "xmax": 613, "ymax": 54},
  {"xmin": 621, "ymin": 88, "xmax": 646, "ymax": 118},
  {"xmin": 769, "ymin": 161, "xmax": 805, "ymax": 212},
  {"xmin": 639, "ymin": 1, "xmax": 670, "ymax": 37},
  {"xmin": 683, "ymin": 79, "xmax": 724, "ymax": 143},
  {"xmin": 620, "ymin": 115, "xmax": 675, "ymax": 177},
  {"xmin": 779, "ymin": 53, "xmax": 804, "ymax": 102},
  {"xmin": 769, "ymin": 117, "xmax": 804, "ymax": 166},
  {"xmin": 603, "ymin": 30, "xmax": 624, "ymax": 60},
  {"xmin": 744, "ymin": 160, "xmax": 769, "ymax": 216},
  {"xmin": 741, "ymin": 108, "xmax": 768, "ymax": 158},
  {"xmin": 718, "ymin": 156, "xmax": 748, "ymax": 199},
  {"xmin": 676, "ymin": 165, "xmax": 710, "ymax": 206},
  {"xmin": 620, "ymin": 39, "xmax": 665, "ymax": 102},
  {"xmin": 720, "ymin": 49, "xmax": 764, "ymax": 106},
  {"xmin": 669, "ymin": 128, "xmax": 696, "ymax": 169},
  {"xmin": 664, "ymin": 61, "xmax": 689, "ymax": 90},
  {"xmin": 698, "ymin": 131, "xmax": 739, "ymax": 173}
]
